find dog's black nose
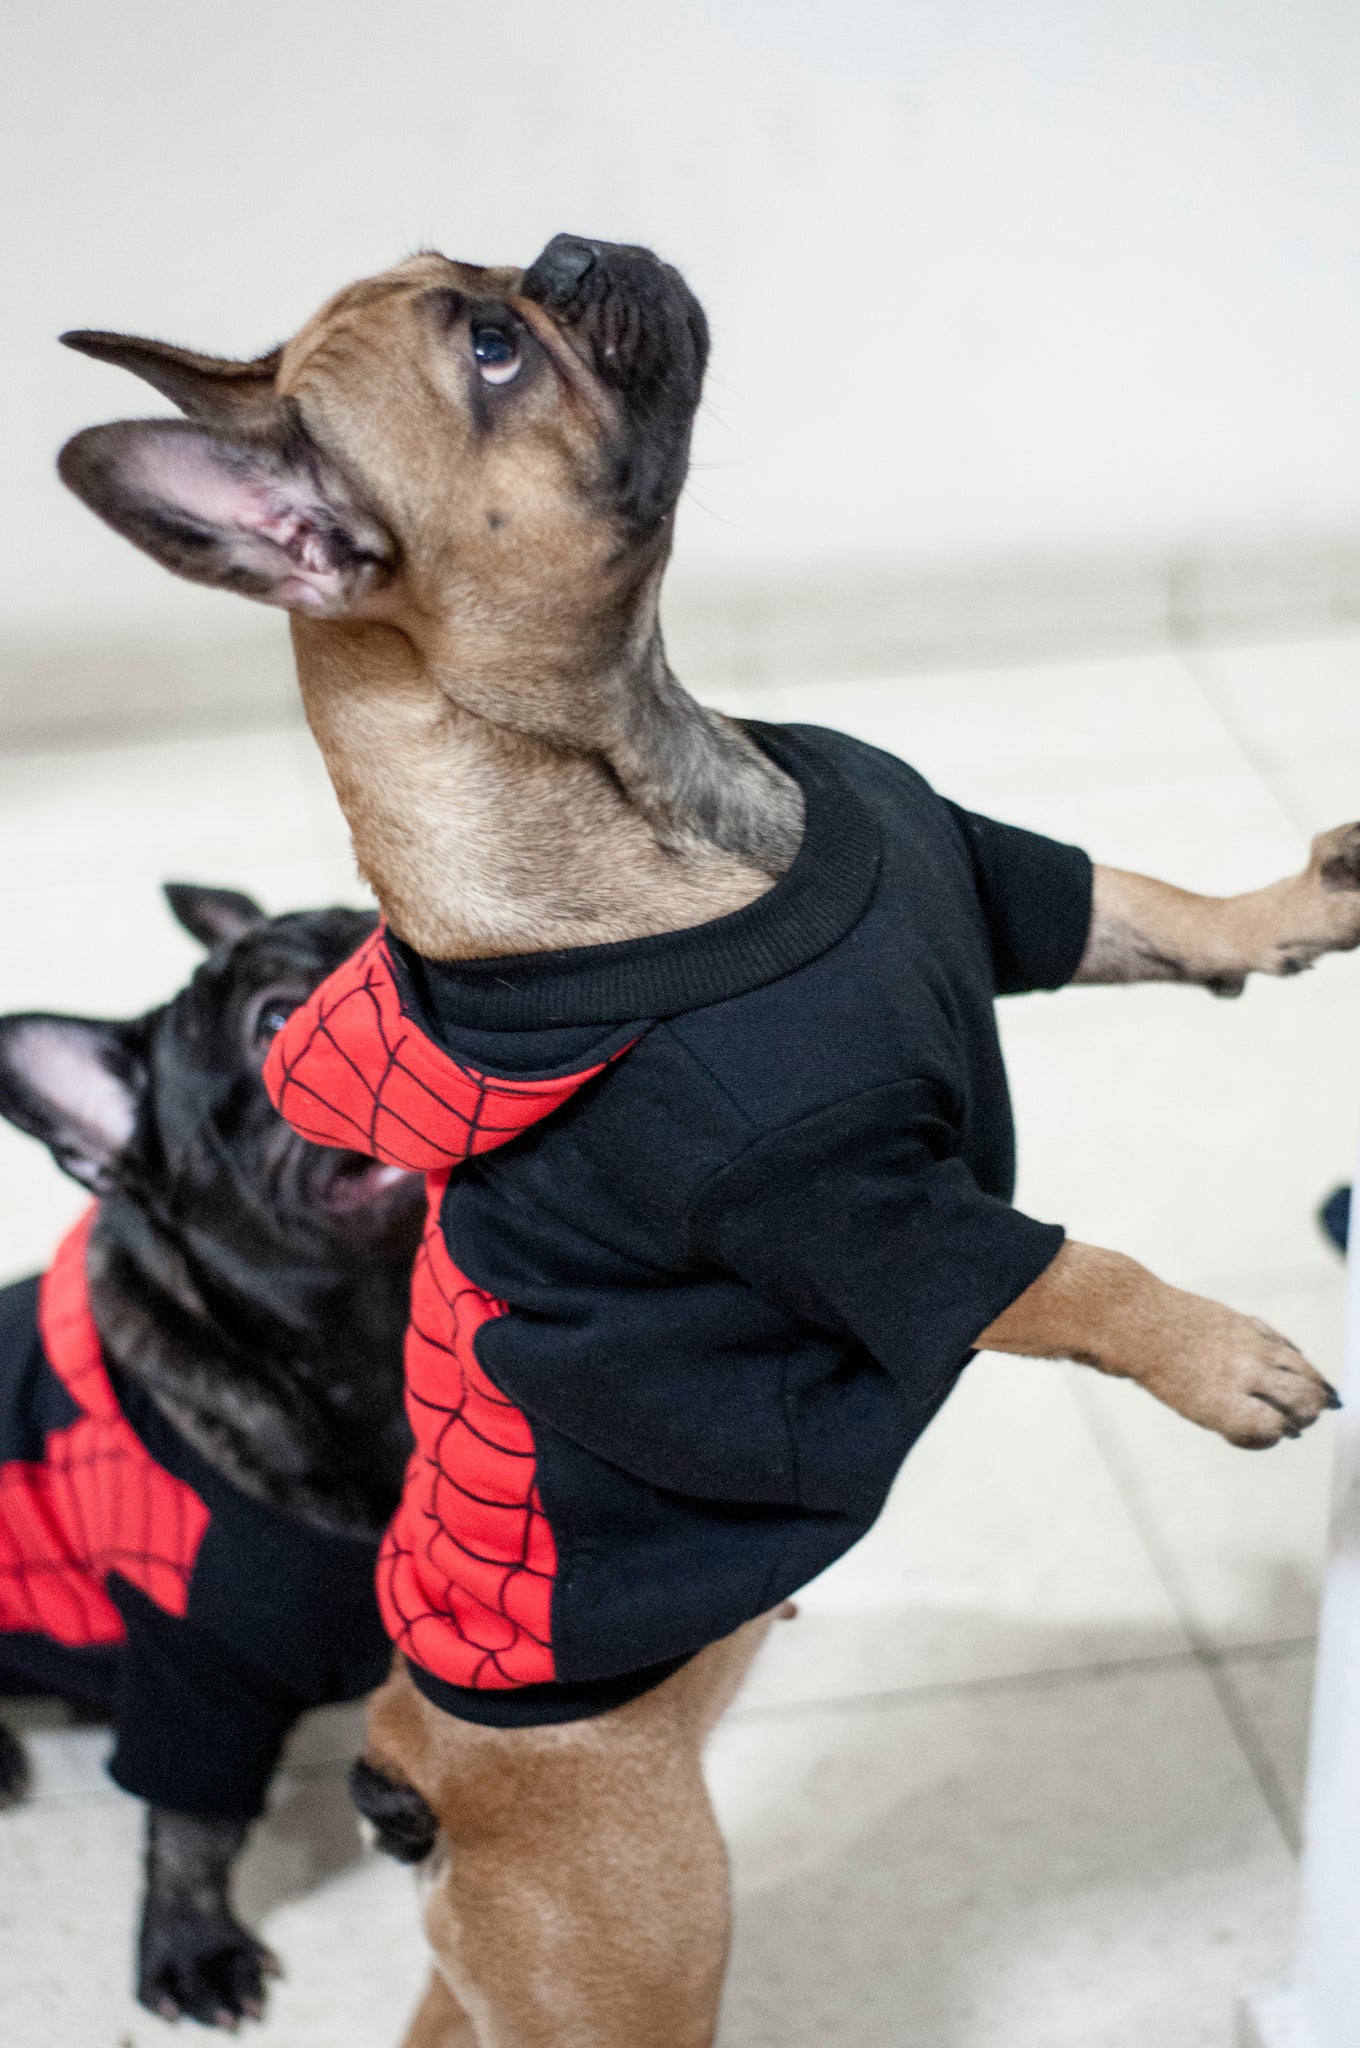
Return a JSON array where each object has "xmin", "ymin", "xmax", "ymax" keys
[{"xmin": 522, "ymin": 234, "xmax": 598, "ymax": 304}]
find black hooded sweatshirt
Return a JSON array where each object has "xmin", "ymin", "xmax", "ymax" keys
[{"xmin": 265, "ymin": 722, "xmax": 1093, "ymax": 1727}]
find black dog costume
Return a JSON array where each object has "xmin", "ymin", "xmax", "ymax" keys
[
  {"xmin": 0, "ymin": 884, "xmax": 419, "ymax": 2026},
  {"xmin": 267, "ymin": 723, "xmax": 1092, "ymax": 1728},
  {"xmin": 0, "ymin": 1209, "xmax": 389, "ymax": 1816}
]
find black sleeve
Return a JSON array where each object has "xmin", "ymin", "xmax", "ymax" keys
[
  {"xmin": 105, "ymin": 1576, "xmax": 304, "ymax": 1821},
  {"xmin": 691, "ymin": 1083, "xmax": 1066, "ymax": 1401},
  {"xmin": 945, "ymin": 803, "xmax": 1093, "ymax": 994}
]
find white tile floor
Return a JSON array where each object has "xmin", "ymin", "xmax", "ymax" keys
[{"xmin": 2, "ymin": 631, "xmax": 1360, "ymax": 2044}]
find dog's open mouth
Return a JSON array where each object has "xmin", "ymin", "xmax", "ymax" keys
[{"xmin": 314, "ymin": 1152, "xmax": 417, "ymax": 1214}]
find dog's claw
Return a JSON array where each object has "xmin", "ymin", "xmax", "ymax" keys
[
  {"xmin": 139, "ymin": 1906, "xmax": 275, "ymax": 2028},
  {"xmin": 1147, "ymin": 1298, "xmax": 1340, "ymax": 1449}
]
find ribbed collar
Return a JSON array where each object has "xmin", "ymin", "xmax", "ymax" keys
[{"xmin": 389, "ymin": 723, "xmax": 881, "ymax": 1032}]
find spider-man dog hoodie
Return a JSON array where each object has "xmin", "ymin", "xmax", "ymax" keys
[
  {"xmin": 265, "ymin": 724, "xmax": 1094, "ymax": 1728},
  {"xmin": 0, "ymin": 1210, "xmax": 389, "ymax": 1813}
]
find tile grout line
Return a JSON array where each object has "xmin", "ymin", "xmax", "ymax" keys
[
  {"xmin": 1156, "ymin": 638, "xmax": 1339, "ymax": 1849},
  {"xmin": 1161, "ymin": 635, "xmax": 1343, "ymax": 1854},
  {"xmin": 1179, "ymin": 1259, "xmax": 1344, "ymax": 1298},
  {"xmin": 1066, "ymin": 1371, "xmax": 1303, "ymax": 1855},
  {"xmin": 727, "ymin": 1641, "xmax": 1256, "ymax": 1730},
  {"xmin": 1173, "ymin": 638, "xmax": 1318, "ymax": 847},
  {"xmin": 725, "ymin": 1627, "xmax": 1319, "ymax": 1730}
]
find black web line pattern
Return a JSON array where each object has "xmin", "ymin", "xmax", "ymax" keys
[
  {"xmin": 378, "ymin": 1225, "xmax": 555, "ymax": 1690},
  {"xmin": 269, "ymin": 932, "xmax": 635, "ymax": 1690},
  {"xmin": 270, "ymin": 933, "xmax": 592, "ymax": 1168},
  {"xmin": 0, "ymin": 1226, "xmax": 208, "ymax": 1648}
]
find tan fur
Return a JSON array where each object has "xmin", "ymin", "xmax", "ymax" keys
[
  {"xmin": 366, "ymin": 1621, "xmax": 773, "ymax": 2048},
  {"xmin": 58, "ymin": 242, "xmax": 1360, "ymax": 2045},
  {"xmin": 289, "ymin": 614, "xmax": 780, "ymax": 959},
  {"xmin": 977, "ymin": 1241, "xmax": 1336, "ymax": 1445},
  {"xmin": 1075, "ymin": 825, "xmax": 1360, "ymax": 994},
  {"xmin": 261, "ymin": 254, "xmax": 795, "ymax": 958}
]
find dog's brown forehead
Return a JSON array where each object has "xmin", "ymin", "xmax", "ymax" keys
[{"xmin": 277, "ymin": 253, "xmax": 524, "ymax": 391}]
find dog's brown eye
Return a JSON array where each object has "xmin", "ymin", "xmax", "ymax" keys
[{"xmin": 472, "ymin": 326, "xmax": 522, "ymax": 386}]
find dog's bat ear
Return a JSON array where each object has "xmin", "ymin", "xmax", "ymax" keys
[
  {"xmin": 163, "ymin": 883, "xmax": 267, "ymax": 951},
  {"xmin": 60, "ymin": 331, "xmax": 282, "ymax": 430},
  {"xmin": 57, "ymin": 417, "xmax": 395, "ymax": 618},
  {"xmin": 0, "ymin": 1014, "xmax": 146, "ymax": 1194}
]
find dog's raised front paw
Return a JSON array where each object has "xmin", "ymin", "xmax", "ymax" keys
[
  {"xmin": 1270, "ymin": 822, "xmax": 1360, "ymax": 972},
  {"xmin": 1145, "ymin": 1301, "xmax": 1340, "ymax": 1449},
  {"xmin": 138, "ymin": 1902, "xmax": 280, "ymax": 2030},
  {"xmin": 1314, "ymin": 819, "xmax": 1360, "ymax": 896},
  {"xmin": 348, "ymin": 1755, "xmax": 438, "ymax": 1864},
  {"xmin": 0, "ymin": 1721, "xmax": 30, "ymax": 1808}
]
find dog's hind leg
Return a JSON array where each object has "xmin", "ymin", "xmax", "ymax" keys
[
  {"xmin": 349, "ymin": 1752, "xmax": 476, "ymax": 2043},
  {"xmin": 404, "ymin": 1971, "xmax": 481, "ymax": 2048},
  {"xmin": 365, "ymin": 1616, "xmax": 773, "ymax": 2048}
]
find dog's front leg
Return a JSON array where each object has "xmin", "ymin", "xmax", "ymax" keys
[
  {"xmin": 1073, "ymin": 824, "xmax": 1360, "ymax": 994},
  {"xmin": 979, "ymin": 1242, "xmax": 1339, "ymax": 1444},
  {"xmin": 138, "ymin": 1807, "xmax": 279, "ymax": 2028}
]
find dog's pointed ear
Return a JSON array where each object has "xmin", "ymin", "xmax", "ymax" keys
[
  {"xmin": 60, "ymin": 331, "xmax": 283, "ymax": 430},
  {"xmin": 163, "ymin": 883, "xmax": 267, "ymax": 951},
  {"xmin": 57, "ymin": 415, "xmax": 395, "ymax": 617},
  {"xmin": 0, "ymin": 1015, "xmax": 147, "ymax": 1193}
]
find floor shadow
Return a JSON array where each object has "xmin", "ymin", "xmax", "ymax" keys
[{"xmin": 234, "ymin": 1700, "xmax": 375, "ymax": 1925}]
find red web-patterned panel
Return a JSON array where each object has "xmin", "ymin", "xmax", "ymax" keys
[
  {"xmin": 265, "ymin": 925, "xmax": 638, "ymax": 1691},
  {"xmin": 0, "ymin": 1210, "xmax": 210, "ymax": 1647},
  {"xmin": 263, "ymin": 926, "xmax": 613, "ymax": 1170},
  {"xmin": 376, "ymin": 1174, "xmax": 556, "ymax": 1689}
]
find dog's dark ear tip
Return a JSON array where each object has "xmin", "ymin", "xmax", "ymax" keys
[
  {"xmin": 58, "ymin": 330, "xmax": 117, "ymax": 360},
  {"xmin": 164, "ymin": 883, "xmax": 268, "ymax": 951}
]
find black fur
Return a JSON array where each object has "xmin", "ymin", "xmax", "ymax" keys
[
  {"xmin": 348, "ymin": 1756, "xmax": 438, "ymax": 1865},
  {"xmin": 0, "ymin": 1719, "xmax": 29, "ymax": 1807},
  {"xmin": 0, "ymin": 885, "xmax": 423, "ymax": 2026},
  {"xmin": 139, "ymin": 1810, "xmax": 276, "ymax": 2027},
  {"xmin": 521, "ymin": 233, "xmax": 710, "ymax": 536},
  {"xmin": 75, "ymin": 893, "xmax": 419, "ymax": 1536}
]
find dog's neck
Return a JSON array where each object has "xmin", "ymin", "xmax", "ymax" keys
[{"xmin": 290, "ymin": 606, "xmax": 804, "ymax": 961}]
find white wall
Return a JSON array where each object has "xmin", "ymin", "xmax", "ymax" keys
[{"xmin": 5, "ymin": 0, "xmax": 1360, "ymax": 641}]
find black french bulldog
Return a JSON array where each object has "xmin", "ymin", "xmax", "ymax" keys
[{"xmin": 0, "ymin": 884, "xmax": 421, "ymax": 2029}]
